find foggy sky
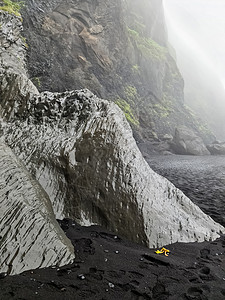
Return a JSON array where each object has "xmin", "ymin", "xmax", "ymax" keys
[
  {"xmin": 163, "ymin": 0, "xmax": 225, "ymax": 87},
  {"xmin": 163, "ymin": 0, "xmax": 225, "ymax": 139}
]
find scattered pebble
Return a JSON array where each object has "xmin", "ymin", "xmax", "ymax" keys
[
  {"xmin": 105, "ymin": 258, "xmax": 108, "ymax": 262},
  {"xmin": 115, "ymin": 251, "xmax": 119, "ymax": 254},
  {"xmin": 104, "ymin": 250, "xmax": 109, "ymax": 253},
  {"xmin": 77, "ymin": 274, "xmax": 85, "ymax": 280},
  {"xmin": 114, "ymin": 236, "xmax": 118, "ymax": 239},
  {"xmin": 109, "ymin": 282, "xmax": 115, "ymax": 288}
]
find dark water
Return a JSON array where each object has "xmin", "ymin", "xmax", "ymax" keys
[{"xmin": 147, "ymin": 155, "xmax": 225, "ymax": 227}]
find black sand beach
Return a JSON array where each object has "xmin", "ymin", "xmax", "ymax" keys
[
  {"xmin": 0, "ymin": 219, "xmax": 225, "ymax": 300},
  {"xmin": 1, "ymin": 156, "xmax": 225, "ymax": 300}
]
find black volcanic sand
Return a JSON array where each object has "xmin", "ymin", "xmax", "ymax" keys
[
  {"xmin": 0, "ymin": 219, "xmax": 225, "ymax": 300},
  {"xmin": 147, "ymin": 155, "xmax": 225, "ymax": 227}
]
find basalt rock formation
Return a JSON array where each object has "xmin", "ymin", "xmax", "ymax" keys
[
  {"xmin": 207, "ymin": 141, "xmax": 225, "ymax": 155},
  {"xmin": 0, "ymin": 11, "xmax": 75, "ymax": 275},
  {"xmin": 4, "ymin": 85, "xmax": 224, "ymax": 249},
  {"xmin": 0, "ymin": 141, "xmax": 75, "ymax": 275},
  {"xmin": 22, "ymin": 0, "xmax": 214, "ymax": 149}
]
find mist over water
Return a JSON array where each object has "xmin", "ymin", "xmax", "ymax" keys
[{"xmin": 163, "ymin": 0, "xmax": 225, "ymax": 140}]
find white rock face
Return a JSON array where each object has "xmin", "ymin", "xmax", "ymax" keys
[
  {"xmin": 0, "ymin": 12, "xmax": 75, "ymax": 275},
  {"xmin": 0, "ymin": 142, "xmax": 75, "ymax": 275},
  {"xmin": 3, "ymin": 89, "xmax": 224, "ymax": 248}
]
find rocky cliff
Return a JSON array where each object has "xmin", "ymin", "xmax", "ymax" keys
[
  {"xmin": 22, "ymin": 0, "xmax": 214, "ymax": 151},
  {"xmin": 0, "ymin": 4, "xmax": 224, "ymax": 275},
  {"xmin": 1, "ymin": 8, "xmax": 224, "ymax": 251}
]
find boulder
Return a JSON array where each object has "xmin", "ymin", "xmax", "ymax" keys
[
  {"xmin": 172, "ymin": 125, "xmax": 210, "ymax": 155},
  {"xmin": 207, "ymin": 141, "xmax": 225, "ymax": 155}
]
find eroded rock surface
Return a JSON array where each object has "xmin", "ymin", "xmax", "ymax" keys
[
  {"xmin": 207, "ymin": 141, "xmax": 225, "ymax": 155},
  {"xmin": 2, "ymin": 88, "xmax": 224, "ymax": 248},
  {"xmin": 0, "ymin": 141, "xmax": 75, "ymax": 275},
  {"xmin": 0, "ymin": 11, "xmax": 75, "ymax": 275}
]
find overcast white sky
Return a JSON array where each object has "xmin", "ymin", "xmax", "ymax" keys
[{"xmin": 163, "ymin": 0, "xmax": 225, "ymax": 86}]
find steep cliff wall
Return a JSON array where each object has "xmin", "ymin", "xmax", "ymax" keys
[{"xmin": 22, "ymin": 0, "xmax": 213, "ymax": 148}]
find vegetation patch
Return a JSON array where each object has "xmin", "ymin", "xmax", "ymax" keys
[
  {"xmin": 20, "ymin": 35, "xmax": 28, "ymax": 48},
  {"xmin": 31, "ymin": 77, "xmax": 41, "ymax": 88},
  {"xmin": 127, "ymin": 26, "xmax": 166, "ymax": 61},
  {"xmin": 115, "ymin": 98, "xmax": 139, "ymax": 126},
  {"xmin": 124, "ymin": 85, "xmax": 137, "ymax": 103},
  {"xmin": 132, "ymin": 64, "xmax": 140, "ymax": 74},
  {"xmin": 0, "ymin": 0, "xmax": 24, "ymax": 17}
]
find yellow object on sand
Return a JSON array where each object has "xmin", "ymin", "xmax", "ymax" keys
[{"xmin": 155, "ymin": 247, "xmax": 170, "ymax": 256}]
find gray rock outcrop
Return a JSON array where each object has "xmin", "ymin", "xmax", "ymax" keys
[
  {"xmin": 172, "ymin": 126, "xmax": 210, "ymax": 155},
  {"xmin": 207, "ymin": 141, "xmax": 225, "ymax": 155},
  {"xmin": 0, "ymin": 141, "xmax": 75, "ymax": 275},
  {"xmin": 3, "ymin": 87, "xmax": 224, "ymax": 248},
  {"xmin": 0, "ymin": 11, "xmax": 75, "ymax": 275}
]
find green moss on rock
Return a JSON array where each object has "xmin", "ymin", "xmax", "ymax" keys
[
  {"xmin": 0, "ymin": 0, "xmax": 24, "ymax": 17},
  {"xmin": 115, "ymin": 98, "xmax": 139, "ymax": 126},
  {"xmin": 127, "ymin": 26, "xmax": 166, "ymax": 61}
]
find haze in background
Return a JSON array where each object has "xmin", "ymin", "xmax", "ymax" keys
[{"xmin": 163, "ymin": 0, "xmax": 225, "ymax": 140}]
